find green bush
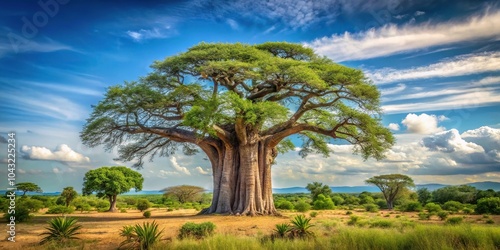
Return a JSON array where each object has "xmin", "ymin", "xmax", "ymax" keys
[
  {"xmin": 120, "ymin": 208, "xmax": 127, "ymax": 213},
  {"xmin": 22, "ymin": 198, "xmax": 44, "ymax": 213},
  {"xmin": 485, "ymin": 219, "xmax": 495, "ymax": 224},
  {"xmin": 475, "ymin": 197, "xmax": 500, "ymax": 215},
  {"xmin": 143, "ymin": 211, "xmax": 151, "ymax": 218},
  {"xmin": 120, "ymin": 221, "xmax": 163, "ymax": 250},
  {"xmin": 400, "ymin": 201, "xmax": 423, "ymax": 212},
  {"xmin": 443, "ymin": 201, "xmax": 463, "ymax": 212},
  {"xmin": 137, "ymin": 199, "xmax": 151, "ymax": 212},
  {"xmin": 289, "ymin": 215, "xmax": 314, "ymax": 239},
  {"xmin": 74, "ymin": 202, "xmax": 92, "ymax": 213},
  {"xmin": 47, "ymin": 205, "xmax": 74, "ymax": 215},
  {"xmin": 273, "ymin": 223, "xmax": 290, "ymax": 238},
  {"xmin": 446, "ymin": 217, "xmax": 463, "ymax": 225},
  {"xmin": 178, "ymin": 222, "xmax": 216, "ymax": 239},
  {"xmin": 276, "ymin": 200, "xmax": 294, "ymax": 210},
  {"xmin": 294, "ymin": 201, "xmax": 311, "ymax": 212},
  {"xmin": 424, "ymin": 203, "xmax": 442, "ymax": 213},
  {"xmin": 418, "ymin": 212, "xmax": 431, "ymax": 220},
  {"xmin": 347, "ymin": 215, "xmax": 360, "ymax": 226},
  {"xmin": 437, "ymin": 211, "xmax": 449, "ymax": 220},
  {"xmin": 313, "ymin": 194, "xmax": 335, "ymax": 210},
  {"xmin": 3, "ymin": 206, "xmax": 32, "ymax": 223},
  {"xmin": 345, "ymin": 211, "xmax": 353, "ymax": 215},
  {"xmin": 309, "ymin": 211, "xmax": 318, "ymax": 218},
  {"xmin": 95, "ymin": 200, "xmax": 110, "ymax": 209},
  {"xmin": 462, "ymin": 207, "xmax": 474, "ymax": 214},
  {"xmin": 365, "ymin": 204, "xmax": 379, "ymax": 213},
  {"xmin": 40, "ymin": 217, "xmax": 82, "ymax": 244}
]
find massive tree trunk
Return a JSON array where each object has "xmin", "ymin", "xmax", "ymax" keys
[{"xmin": 202, "ymin": 139, "xmax": 278, "ymax": 216}]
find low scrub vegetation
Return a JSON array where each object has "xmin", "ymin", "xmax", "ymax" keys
[
  {"xmin": 40, "ymin": 217, "xmax": 82, "ymax": 245},
  {"xmin": 178, "ymin": 222, "xmax": 216, "ymax": 239}
]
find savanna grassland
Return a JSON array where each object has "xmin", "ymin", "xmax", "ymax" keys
[{"xmin": 2, "ymin": 207, "xmax": 499, "ymax": 250}]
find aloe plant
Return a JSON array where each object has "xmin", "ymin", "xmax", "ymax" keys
[
  {"xmin": 274, "ymin": 223, "xmax": 290, "ymax": 238},
  {"xmin": 119, "ymin": 221, "xmax": 163, "ymax": 250},
  {"xmin": 289, "ymin": 215, "xmax": 314, "ymax": 238},
  {"xmin": 40, "ymin": 217, "xmax": 82, "ymax": 244}
]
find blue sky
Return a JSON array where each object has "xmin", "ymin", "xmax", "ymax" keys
[{"xmin": 0, "ymin": 0, "xmax": 499, "ymax": 192}]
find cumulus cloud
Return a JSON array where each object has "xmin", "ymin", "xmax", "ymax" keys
[
  {"xmin": 20, "ymin": 144, "xmax": 90, "ymax": 163},
  {"xmin": 422, "ymin": 129, "xmax": 484, "ymax": 154},
  {"xmin": 305, "ymin": 10, "xmax": 500, "ymax": 61},
  {"xmin": 388, "ymin": 123, "xmax": 400, "ymax": 131},
  {"xmin": 402, "ymin": 113, "xmax": 447, "ymax": 134},
  {"xmin": 366, "ymin": 52, "xmax": 500, "ymax": 84},
  {"xmin": 461, "ymin": 126, "xmax": 500, "ymax": 153},
  {"xmin": 169, "ymin": 156, "xmax": 191, "ymax": 175},
  {"xmin": 195, "ymin": 166, "xmax": 211, "ymax": 175}
]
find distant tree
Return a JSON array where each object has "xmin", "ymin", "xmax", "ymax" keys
[
  {"xmin": 365, "ymin": 174, "xmax": 415, "ymax": 210},
  {"xmin": 136, "ymin": 199, "xmax": 151, "ymax": 212},
  {"xmin": 163, "ymin": 185, "xmax": 205, "ymax": 203},
  {"xmin": 61, "ymin": 187, "xmax": 78, "ymax": 207},
  {"xmin": 313, "ymin": 194, "xmax": 335, "ymax": 210},
  {"xmin": 475, "ymin": 197, "xmax": 500, "ymax": 215},
  {"xmin": 15, "ymin": 182, "xmax": 42, "ymax": 196},
  {"xmin": 82, "ymin": 166, "xmax": 143, "ymax": 212},
  {"xmin": 306, "ymin": 182, "xmax": 332, "ymax": 201},
  {"xmin": 417, "ymin": 188, "xmax": 432, "ymax": 205},
  {"xmin": 432, "ymin": 185, "xmax": 477, "ymax": 204}
]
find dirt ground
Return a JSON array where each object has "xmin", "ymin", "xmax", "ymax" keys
[{"xmin": 1, "ymin": 209, "xmax": 499, "ymax": 249}]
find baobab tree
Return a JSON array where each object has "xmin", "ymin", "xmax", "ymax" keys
[{"xmin": 81, "ymin": 42, "xmax": 394, "ymax": 215}]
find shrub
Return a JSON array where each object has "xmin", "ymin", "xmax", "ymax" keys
[
  {"xmin": 347, "ymin": 215, "xmax": 360, "ymax": 226},
  {"xmin": 331, "ymin": 195, "xmax": 344, "ymax": 206},
  {"xmin": 475, "ymin": 197, "xmax": 500, "ymax": 215},
  {"xmin": 120, "ymin": 221, "xmax": 163, "ymax": 250},
  {"xmin": 437, "ymin": 211, "xmax": 449, "ymax": 220},
  {"xmin": 418, "ymin": 212, "xmax": 431, "ymax": 220},
  {"xmin": 425, "ymin": 203, "xmax": 442, "ymax": 213},
  {"xmin": 178, "ymin": 222, "xmax": 216, "ymax": 239},
  {"xmin": 120, "ymin": 208, "xmax": 127, "ymax": 213},
  {"xmin": 40, "ymin": 217, "xmax": 82, "ymax": 244},
  {"xmin": 369, "ymin": 219, "xmax": 393, "ymax": 228},
  {"xmin": 309, "ymin": 211, "xmax": 318, "ymax": 218},
  {"xmin": 345, "ymin": 211, "xmax": 353, "ymax": 215},
  {"xmin": 400, "ymin": 201, "xmax": 423, "ymax": 212},
  {"xmin": 167, "ymin": 208, "xmax": 174, "ymax": 212},
  {"xmin": 313, "ymin": 194, "xmax": 335, "ymax": 210},
  {"xmin": 294, "ymin": 201, "xmax": 311, "ymax": 212},
  {"xmin": 137, "ymin": 199, "xmax": 151, "ymax": 212},
  {"xmin": 47, "ymin": 205, "xmax": 74, "ymax": 215},
  {"xmin": 462, "ymin": 207, "xmax": 474, "ymax": 214},
  {"xmin": 365, "ymin": 203, "xmax": 379, "ymax": 213},
  {"xmin": 143, "ymin": 211, "xmax": 151, "ymax": 218},
  {"xmin": 276, "ymin": 200, "xmax": 294, "ymax": 210},
  {"xmin": 3, "ymin": 206, "xmax": 32, "ymax": 223},
  {"xmin": 95, "ymin": 200, "xmax": 110, "ymax": 209},
  {"xmin": 22, "ymin": 198, "xmax": 44, "ymax": 213},
  {"xmin": 443, "ymin": 201, "xmax": 463, "ymax": 213},
  {"xmin": 485, "ymin": 219, "xmax": 494, "ymax": 224},
  {"xmin": 124, "ymin": 197, "xmax": 137, "ymax": 205},
  {"xmin": 446, "ymin": 217, "xmax": 463, "ymax": 225},
  {"xmin": 289, "ymin": 215, "xmax": 314, "ymax": 238}
]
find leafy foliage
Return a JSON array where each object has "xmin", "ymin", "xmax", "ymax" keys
[
  {"xmin": 289, "ymin": 215, "xmax": 314, "ymax": 238},
  {"xmin": 40, "ymin": 217, "xmax": 82, "ymax": 244},
  {"xmin": 137, "ymin": 199, "xmax": 151, "ymax": 212},
  {"xmin": 47, "ymin": 205, "xmax": 74, "ymax": 215},
  {"xmin": 143, "ymin": 211, "xmax": 151, "ymax": 218},
  {"xmin": 178, "ymin": 222, "xmax": 216, "ymax": 239},
  {"xmin": 294, "ymin": 201, "xmax": 311, "ymax": 212},
  {"xmin": 61, "ymin": 187, "xmax": 78, "ymax": 207},
  {"xmin": 313, "ymin": 194, "xmax": 335, "ymax": 210},
  {"xmin": 306, "ymin": 182, "xmax": 332, "ymax": 202},
  {"xmin": 475, "ymin": 197, "xmax": 500, "ymax": 215},
  {"xmin": 273, "ymin": 223, "xmax": 290, "ymax": 238}
]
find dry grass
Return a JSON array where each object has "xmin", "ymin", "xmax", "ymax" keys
[{"xmin": 1, "ymin": 209, "xmax": 499, "ymax": 249}]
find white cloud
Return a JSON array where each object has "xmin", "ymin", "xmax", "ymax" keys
[
  {"xmin": 126, "ymin": 27, "xmax": 171, "ymax": 41},
  {"xmin": 21, "ymin": 144, "xmax": 90, "ymax": 163},
  {"xmin": 461, "ymin": 126, "xmax": 500, "ymax": 153},
  {"xmin": 169, "ymin": 156, "xmax": 191, "ymax": 175},
  {"xmin": 414, "ymin": 11, "xmax": 425, "ymax": 16},
  {"xmin": 195, "ymin": 166, "xmax": 210, "ymax": 175},
  {"xmin": 0, "ymin": 36, "xmax": 75, "ymax": 57},
  {"xmin": 380, "ymin": 83, "xmax": 406, "ymax": 96},
  {"xmin": 388, "ymin": 123, "xmax": 400, "ymax": 131},
  {"xmin": 422, "ymin": 129, "xmax": 484, "ymax": 154},
  {"xmin": 366, "ymin": 52, "xmax": 500, "ymax": 84},
  {"xmin": 402, "ymin": 113, "xmax": 446, "ymax": 134},
  {"xmin": 383, "ymin": 89, "xmax": 500, "ymax": 114},
  {"xmin": 226, "ymin": 19, "xmax": 239, "ymax": 30},
  {"xmin": 475, "ymin": 76, "xmax": 500, "ymax": 86},
  {"xmin": 305, "ymin": 10, "xmax": 500, "ymax": 61}
]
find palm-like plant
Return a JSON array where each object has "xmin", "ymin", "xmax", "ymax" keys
[
  {"xmin": 40, "ymin": 217, "xmax": 82, "ymax": 244},
  {"xmin": 274, "ymin": 223, "xmax": 290, "ymax": 238},
  {"xmin": 119, "ymin": 221, "xmax": 163, "ymax": 250},
  {"xmin": 289, "ymin": 215, "xmax": 314, "ymax": 238}
]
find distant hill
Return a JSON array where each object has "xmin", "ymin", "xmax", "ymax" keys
[{"xmin": 1, "ymin": 181, "xmax": 498, "ymax": 196}]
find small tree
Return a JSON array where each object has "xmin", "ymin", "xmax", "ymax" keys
[
  {"xmin": 162, "ymin": 185, "xmax": 205, "ymax": 203},
  {"xmin": 312, "ymin": 194, "xmax": 335, "ymax": 210},
  {"xmin": 16, "ymin": 182, "xmax": 42, "ymax": 196},
  {"xmin": 137, "ymin": 199, "xmax": 151, "ymax": 212},
  {"xmin": 306, "ymin": 182, "xmax": 332, "ymax": 202},
  {"xmin": 365, "ymin": 174, "xmax": 415, "ymax": 210},
  {"xmin": 61, "ymin": 187, "xmax": 78, "ymax": 207},
  {"xmin": 417, "ymin": 188, "xmax": 432, "ymax": 205},
  {"xmin": 475, "ymin": 197, "xmax": 500, "ymax": 215},
  {"xmin": 82, "ymin": 166, "xmax": 144, "ymax": 212}
]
